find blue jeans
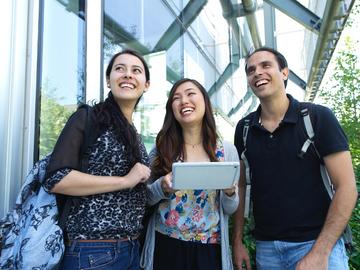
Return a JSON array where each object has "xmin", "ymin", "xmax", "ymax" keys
[
  {"xmin": 256, "ymin": 238, "xmax": 349, "ymax": 270},
  {"xmin": 59, "ymin": 239, "xmax": 140, "ymax": 270}
]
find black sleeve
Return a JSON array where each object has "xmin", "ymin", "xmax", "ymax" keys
[
  {"xmin": 45, "ymin": 107, "xmax": 89, "ymax": 180},
  {"xmin": 234, "ymin": 120, "xmax": 245, "ymax": 160},
  {"xmin": 313, "ymin": 104, "xmax": 349, "ymax": 157}
]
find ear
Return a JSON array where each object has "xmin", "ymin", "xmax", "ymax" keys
[
  {"xmin": 282, "ymin": 67, "xmax": 289, "ymax": 81},
  {"xmin": 143, "ymin": 81, "xmax": 150, "ymax": 92},
  {"xmin": 106, "ymin": 80, "xmax": 110, "ymax": 88}
]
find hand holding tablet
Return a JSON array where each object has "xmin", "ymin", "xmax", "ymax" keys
[{"xmin": 171, "ymin": 162, "xmax": 240, "ymax": 190}]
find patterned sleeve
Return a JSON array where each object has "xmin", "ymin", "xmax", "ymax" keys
[{"xmin": 43, "ymin": 168, "xmax": 71, "ymax": 192}]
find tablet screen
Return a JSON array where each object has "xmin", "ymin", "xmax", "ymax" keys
[{"xmin": 172, "ymin": 162, "xmax": 240, "ymax": 190}]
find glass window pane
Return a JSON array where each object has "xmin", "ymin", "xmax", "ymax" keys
[
  {"xmin": 104, "ymin": 0, "xmax": 174, "ymax": 50},
  {"xmin": 39, "ymin": 0, "xmax": 85, "ymax": 158}
]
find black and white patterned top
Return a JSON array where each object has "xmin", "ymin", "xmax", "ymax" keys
[{"xmin": 43, "ymin": 108, "xmax": 149, "ymax": 240}]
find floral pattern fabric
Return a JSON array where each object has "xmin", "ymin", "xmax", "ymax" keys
[{"xmin": 155, "ymin": 145, "xmax": 225, "ymax": 244}]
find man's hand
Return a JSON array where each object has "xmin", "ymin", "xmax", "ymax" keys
[
  {"xmin": 233, "ymin": 242, "xmax": 252, "ymax": 270},
  {"xmin": 296, "ymin": 250, "xmax": 328, "ymax": 270}
]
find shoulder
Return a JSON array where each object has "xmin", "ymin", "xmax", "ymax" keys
[
  {"xmin": 148, "ymin": 146, "xmax": 158, "ymax": 162},
  {"xmin": 299, "ymin": 102, "xmax": 338, "ymax": 124},
  {"xmin": 221, "ymin": 140, "xmax": 235, "ymax": 150},
  {"xmin": 235, "ymin": 111, "xmax": 256, "ymax": 131},
  {"xmin": 220, "ymin": 140, "xmax": 239, "ymax": 162},
  {"xmin": 68, "ymin": 104, "xmax": 93, "ymax": 123}
]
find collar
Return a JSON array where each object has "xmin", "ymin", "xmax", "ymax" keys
[{"xmin": 250, "ymin": 94, "xmax": 300, "ymax": 127}]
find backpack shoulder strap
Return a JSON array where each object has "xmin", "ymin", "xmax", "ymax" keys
[
  {"xmin": 299, "ymin": 106, "xmax": 333, "ymax": 197},
  {"xmin": 241, "ymin": 119, "xmax": 252, "ymax": 218},
  {"xmin": 298, "ymin": 107, "xmax": 318, "ymax": 158},
  {"xmin": 299, "ymin": 105, "xmax": 353, "ymax": 250}
]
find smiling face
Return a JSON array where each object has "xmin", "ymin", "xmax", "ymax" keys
[
  {"xmin": 171, "ymin": 81, "xmax": 206, "ymax": 128},
  {"xmin": 245, "ymin": 50, "xmax": 288, "ymax": 100},
  {"xmin": 107, "ymin": 53, "xmax": 150, "ymax": 106}
]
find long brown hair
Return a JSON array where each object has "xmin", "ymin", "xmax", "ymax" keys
[{"xmin": 151, "ymin": 78, "xmax": 218, "ymax": 178}]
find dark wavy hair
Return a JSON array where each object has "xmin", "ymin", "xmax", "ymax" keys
[
  {"xmin": 245, "ymin": 47, "xmax": 288, "ymax": 88},
  {"xmin": 151, "ymin": 78, "xmax": 218, "ymax": 178},
  {"xmin": 94, "ymin": 49, "xmax": 150, "ymax": 166}
]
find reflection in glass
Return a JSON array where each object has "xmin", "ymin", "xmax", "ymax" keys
[
  {"xmin": 104, "ymin": 0, "xmax": 173, "ymax": 51},
  {"xmin": 39, "ymin": 0, "xmax": 85, "ymax": 158},
  {"xmin": 102, "ymin": 0, "xmax": 236, "ymax": 150}
]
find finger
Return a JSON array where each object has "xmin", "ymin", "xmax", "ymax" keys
[
  {"xmin": 245, "ymin": 259, "xmax": 252, "ymax": 270},
  {"xmin": 164, "ymin": 178, "xmax": 172, "ymax": 189}
]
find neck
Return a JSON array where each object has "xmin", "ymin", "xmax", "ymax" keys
[
  {"xmin": 184, "ymin": 141, "xmax": 202, "ymax": 149},
  {"xmin": 116, "ymin": 101, "xmax": 135, "ymax": 123},
  {"xmin": 182, "ymin": 125, "xmax": 202, "ymax": 147},
  {"xmin": 260, "ymin": 91, "xmax": 289, "ymax": 121}
]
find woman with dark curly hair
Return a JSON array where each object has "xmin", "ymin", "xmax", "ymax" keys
[{"xmin": 44, "ymin": 49, "xmax": 151, "ymax": 270}]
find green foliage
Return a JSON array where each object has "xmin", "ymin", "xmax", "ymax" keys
[
  {"xmin": 319, "ymin": 37, "xmax": 360, "ymax": 270},
  {"xmin": 243, "ymin": 217, "xmax": 256, "ymax": 268},
  {"xmin": 39, "ymin": 81, "xmax": 74, "ymax": 159}
]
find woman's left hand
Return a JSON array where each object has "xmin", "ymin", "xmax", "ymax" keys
[{"xmin": 161, "ymin": 172, "xmax": 176, "ymax": 194}]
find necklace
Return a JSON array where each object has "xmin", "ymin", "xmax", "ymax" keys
[{"xmin": 184, "ymin": 141, "xmax": 202, "ymax": 149}]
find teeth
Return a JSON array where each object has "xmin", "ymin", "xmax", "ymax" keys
[
  {"xmin": 120, "ymin": 83, "xmax": 135, "ymax": 89},
  {"xmin": 181, "ymin": 107, "xmax": 194, "ymax": 114},
  {"xmin": 255, "ymin": 80, "xmax": 268, "ymax": 87}
]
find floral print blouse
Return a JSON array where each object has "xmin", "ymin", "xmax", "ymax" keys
[{"xmin": 155, "ymin": 145, "xmax": 225, "ymax": 244}]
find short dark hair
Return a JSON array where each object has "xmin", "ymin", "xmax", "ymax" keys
[{"xmin": 245, "ymin": 47, "xmax": 288, "ymax": 87}]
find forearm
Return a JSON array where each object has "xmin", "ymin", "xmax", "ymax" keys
[
  {"xmin": 147, "ymin": 177, "xmax": 170, "ymax": 205},
  {"xmin": 51, "ymin": 170, "xmax": 131, "ymax": 196},
  {"xmin": 312, "ymin": 185, "xmax": 357, "ymax": 255},
  {"xmin": 232, "ymin": 179, "xmax": 252, "ymax": 269},
  {"xmin": 221, "ymin": 190, "xmax": 239, "ymax": 215},
  {"xmin": 312, "ymin": 151, "xmax": 358, "ymax": 255},
  {"xmin": 233, "ymin": 185, "xmax": 246, "ymax": 243}
]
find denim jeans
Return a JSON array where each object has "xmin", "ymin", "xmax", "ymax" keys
[
  {"xmin": 59, "ymin": 239, "xmax": 140, "ymax": 270},
  {"xmin": 256, "ymin": 238, "xmax": 349, "ymax": 270}
]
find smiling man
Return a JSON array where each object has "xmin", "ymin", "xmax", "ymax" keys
[{"xmin": 231, "ymin": 47, "xmax": 357, "ymax": 270}]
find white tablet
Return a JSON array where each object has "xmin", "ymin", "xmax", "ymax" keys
[{"xmin": 172, "ymin": 162, "xmax": 240, "ymax": 190}]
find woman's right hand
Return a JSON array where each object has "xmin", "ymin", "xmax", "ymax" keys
[
  {"xmin": 125, "ymin": 162, "xmax": 151, "ymax": 188},
  {"xmin": 161, "ymin": 172, "xmax": 176, "ymax": 194}
]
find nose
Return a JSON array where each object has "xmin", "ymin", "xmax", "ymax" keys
[
  {"xmin": 123, "ymin": 69, "xmax": 133, "ymax": 79},
  {"xmin": 180, "ymin": 95, "xmax": 189, "ymax": 104},
  {"xmin": 254, "ymin": 66, "xmax": 263, "ymax": 76}
]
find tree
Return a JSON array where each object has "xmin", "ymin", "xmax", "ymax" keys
[
  {"xmin": 39, "ymin": 80, "xmax": 74, "ymax": 158},
  {"xmin": 319, "ymin": 37, "xmax": 360, "ymax": 270}
]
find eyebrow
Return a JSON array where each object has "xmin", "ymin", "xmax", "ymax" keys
[
  {"xmin": 184, "ymin": 87, "xmax": 196, "ymax": 92},
  {"xmin": 173, "ymin": 87, "xmax": 197, "ymax": 97},
  {"xmin": 246, "ymin": 60, "xmax": 273, "ymax": 73},
  {"xmin": 114, "ymin": 63, "xmax": 144, "ymax": 71}
]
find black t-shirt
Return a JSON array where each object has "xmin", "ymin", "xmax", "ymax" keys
[{"xmin": 234, "ymin": 94, "xmax": 349, "ymax": 242}]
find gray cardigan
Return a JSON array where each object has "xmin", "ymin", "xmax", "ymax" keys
[{"xmin": 140, "ymin": 140, "xmax": 240, "ymax": 270}]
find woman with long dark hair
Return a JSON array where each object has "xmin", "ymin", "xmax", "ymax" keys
[
  {"xmin": 44, "ymin": 49, "xmax": 151, "ymax": 270},
  {"xmin": 141, "ymin": 78, "xmax": 240, "ymax": 270}
]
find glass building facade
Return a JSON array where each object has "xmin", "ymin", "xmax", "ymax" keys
[{"xmin": 0, "ymin": 0, "xmax": 354, "ymax": 215}]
